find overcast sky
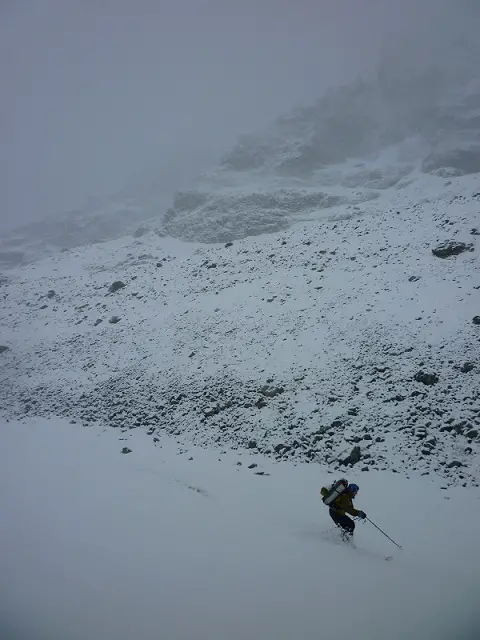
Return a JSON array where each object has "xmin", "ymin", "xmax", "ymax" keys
[{"xmin": 0, "ymin": 0, "xmax": 462, "ymax": 232}]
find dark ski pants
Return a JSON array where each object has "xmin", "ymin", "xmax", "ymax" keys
[{"xmin": 329, "ymin": 508, "xmax": 355, "ymax": 534}]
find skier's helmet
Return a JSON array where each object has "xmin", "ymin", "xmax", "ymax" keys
[{"xmin": 348, "ymin": 483, "xmax": 359, "ymax": 495}]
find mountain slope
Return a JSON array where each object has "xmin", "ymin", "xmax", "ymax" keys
[
  {"xmin": 1, "ymin": 173, "xmax": 478, "ymax": 486},
  {"xmin": 163, "ymin": 75, "xmax": 480, "ymax": 243},
  {"xmin": 2, "ymin": 71, "xmax": 479, "ymax": 266},
  {"xmin": 1, "ymin": 417, "xmax": 479, "ymax": 640}
]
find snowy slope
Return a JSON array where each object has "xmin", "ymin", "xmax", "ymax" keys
[
  {"xmin": 1, "ymin": 173, "xmax": 479, "ymax": 486},
  {"xmin": 1, "ymin": 417, "xmax": 479, "ymax": 640}
]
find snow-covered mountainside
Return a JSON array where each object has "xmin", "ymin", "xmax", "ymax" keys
[
  {"xmin": 1, "ymin": 173, "xmax": 479, "ymax": 486},
  {"xmin": 2, "ymin": 417, "xmax": 479, "ymax": 640},
  {"xmin": 163, "ymin": 75, "xmax": 480, "ymax": 243},
  {"xmin": 2, "ymin": 71, "xmax": 480, "ymax": 267}
]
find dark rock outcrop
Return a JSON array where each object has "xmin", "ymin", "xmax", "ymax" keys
[
  {"xmin": 414, "ymin": 371, "xmax": 439, "ymax": 385},
  {"xmin": 341, "ymin": 446, "xmax": 362, "ymax": 466},
  {"xmin": 108, "ymin": 280, "xmax": 126, "ymax": 293},
  {"xmin": 432, "ymin": 241, "xmax": 472, "ymax": 258}
]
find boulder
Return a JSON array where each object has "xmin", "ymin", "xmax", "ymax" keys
[
  {"xmin": 446, "ymin": 460, "xmax": 463, "ymax": 469},
  {"xmin": 432, "ymin": 241, "xmax": 472, "ymax": 258},
  {"xmin": 414, "ymin": 371, "xmax": 439, "ymax": 386},
  {"xmin": 203, "ymin": 407, "xmax": 219, "ymax": 418},
  {"xmin": 108, "ymin": 280, "xmax": 126, "ymax": 293},
  {"xmin": 260, "ymin": 384, "xmax": 284, "ymax": 398},
  {"xmin": 341, "ymin": 445, "xmax": 362, "ymax": 466}
]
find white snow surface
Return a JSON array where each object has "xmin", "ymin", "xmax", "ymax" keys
[
  {"xmin": 0, "ymin": 172, "xmax": 479, "ymax": 486},
  {"xmin": 1, "ymin": 417, "xmax": 479, "ymax": 640}
]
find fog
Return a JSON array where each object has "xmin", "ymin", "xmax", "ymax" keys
[{"xmin": 0, "ymin": 0, "xmax": 473, "ymax": 232}]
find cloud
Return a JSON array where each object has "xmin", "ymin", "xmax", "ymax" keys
[{"xmin": 0, "ymin": 0, "xmax": 476, "ymax": 232}]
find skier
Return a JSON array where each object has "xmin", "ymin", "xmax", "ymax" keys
[{"xmin": 321, "ymin": 480, "xmax": 366, "ymax": 537}]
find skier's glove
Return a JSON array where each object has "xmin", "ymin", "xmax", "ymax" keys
[{"xmin": 356, "ymin": 510, "xmax": 366, "ymax": 519}]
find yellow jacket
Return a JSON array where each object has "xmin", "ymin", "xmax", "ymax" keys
[{"xmin": 321, "ymin": 486, "xmax": 360, "ymax": 517}]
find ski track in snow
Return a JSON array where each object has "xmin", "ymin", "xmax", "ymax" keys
[{"xmin": 0, "ymin": 175, "xmax": 479, "ymax": 487}]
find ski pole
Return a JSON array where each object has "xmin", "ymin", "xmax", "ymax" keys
[{"xmin": 367, "ymin": 518, "xmax": 402, "ymax": 549}]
